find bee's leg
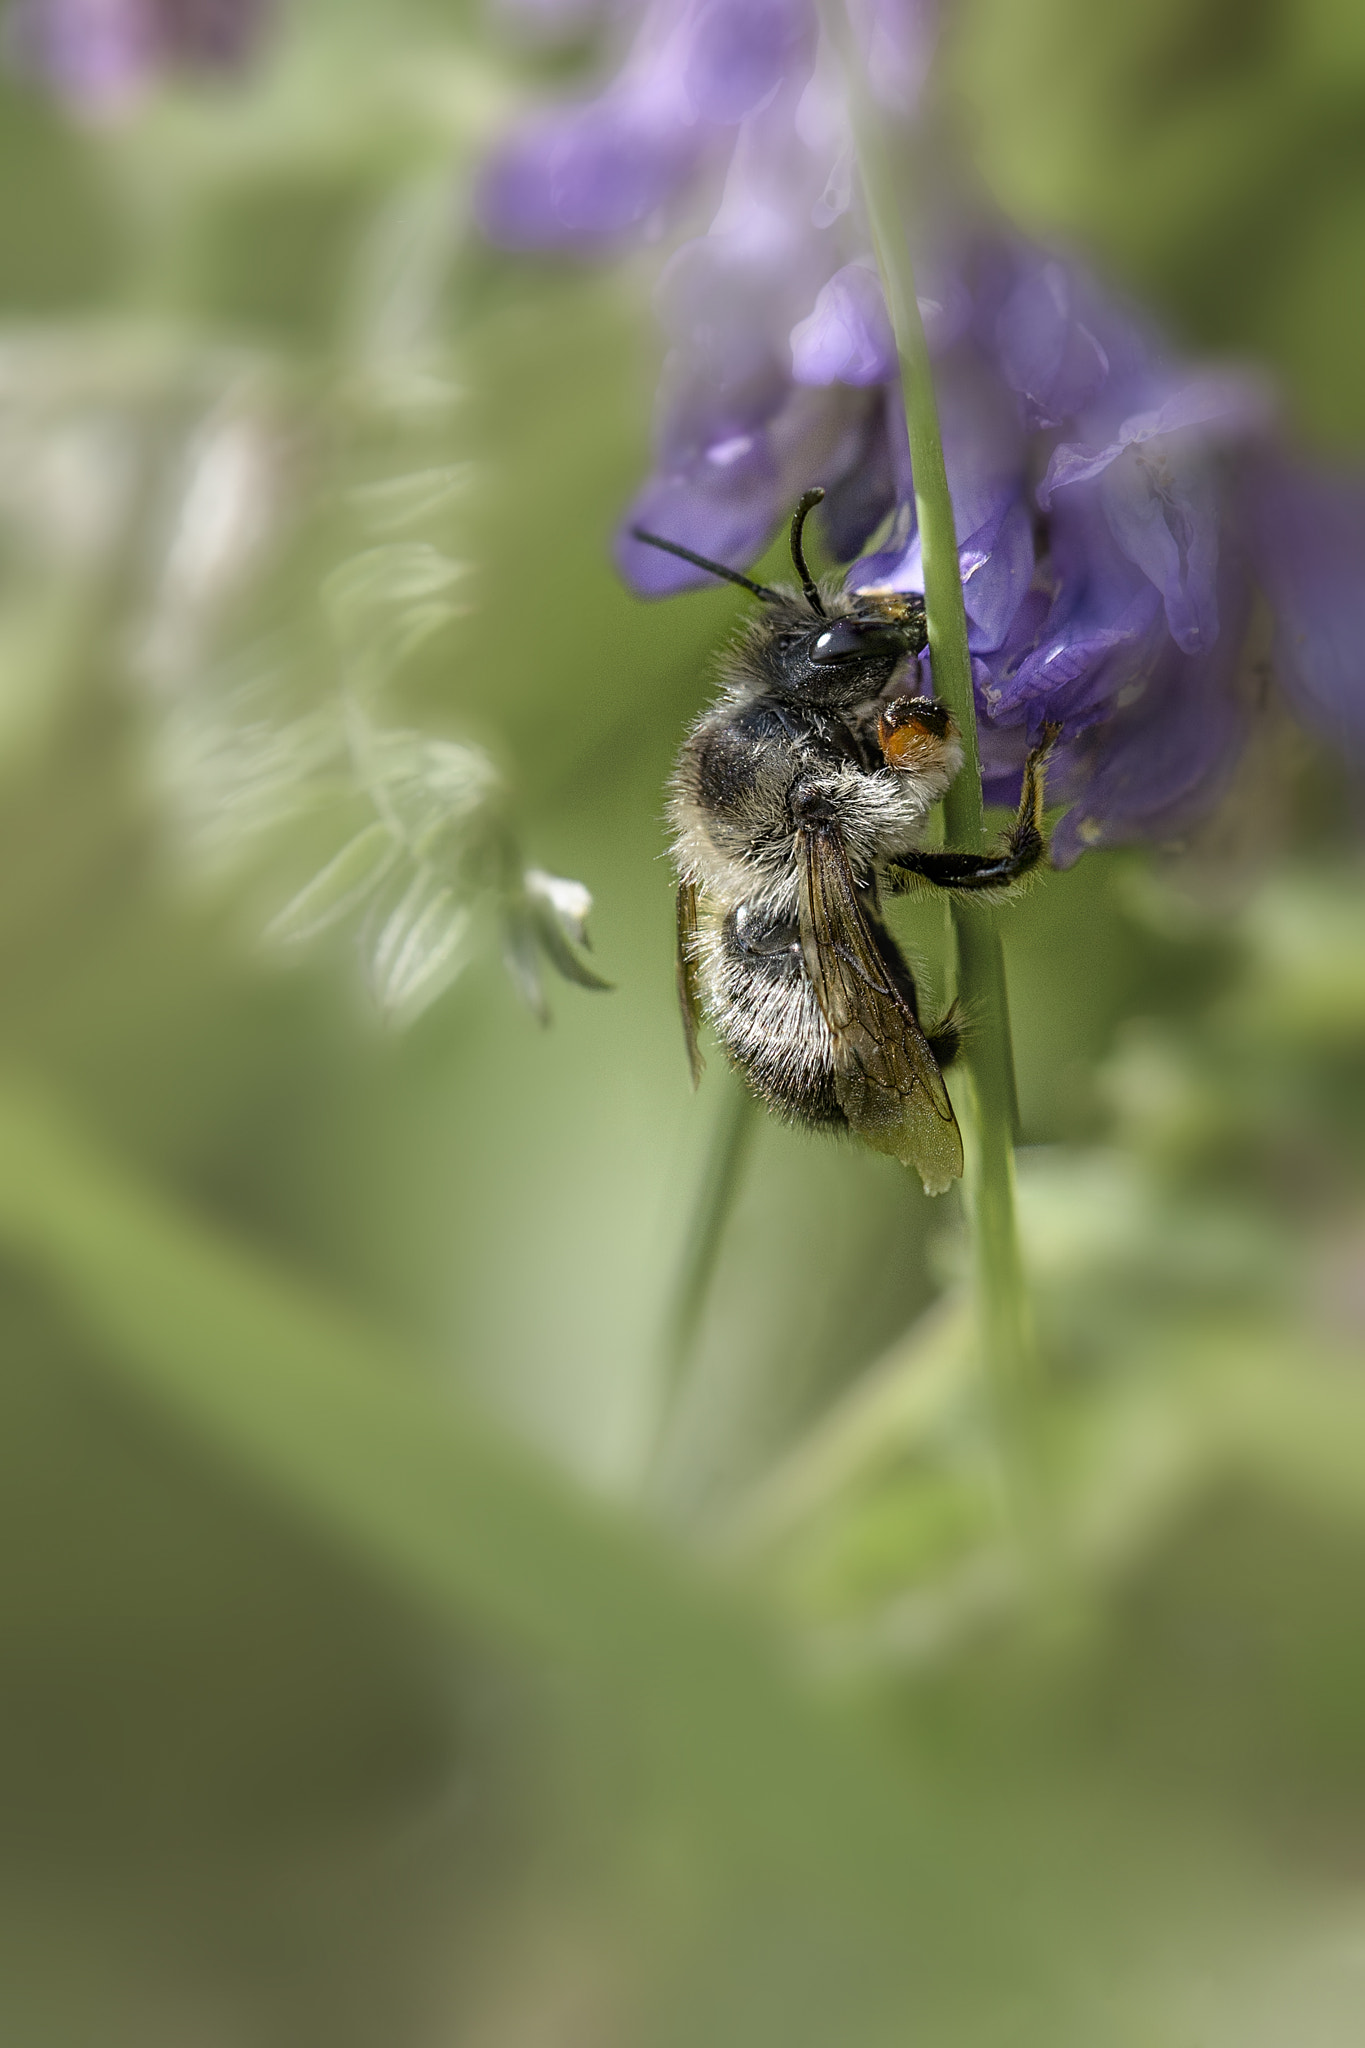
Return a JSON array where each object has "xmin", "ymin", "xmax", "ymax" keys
[
  {"xmin": 892, "ymin": 723, "xmax": 1060, "ymax": 894},
  {"xmin": 924, "ymin": 1000, "xmax": 963, "ymax": 1069},
  {"xmin": 868, "ymin": 907, "xmax": 961, "ymax": 1064},
  {"xmin": 871, "ymin": 915, "xmax": 960, "ymax": 1066}
]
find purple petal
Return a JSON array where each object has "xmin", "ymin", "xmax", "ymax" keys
[
  {"xmin": 914, "ymin": 265, "xmax": 975, "ymax": 355},
  {"xmin": 789, "ymin": 261, "xmax": 968, "ymax": 387},
  {"xmin": 848, "ymin": 350, "xmax": 1030, "ymax": 650},
  {"xmin": 937, "ymin": 351, "xmax": 1027, "ymax": 540},
  {"xmin": 656, "ymin": 232, "xmax": 799, "ymax": 383},
  {"xmin": 996, "ymin": 257, "xmax": 1109, "ymax": 428},
  {"xmin": 790, "ymin": 264, "xmax": 895, "ymax": 387},
  {"xmin": 474, "ymin": 91, "xmax": 698, "ymax": 248},
  {"xmin": 1099, "ymin": 443, "xmax": 1220, "ymax": 655},
  {"xmin": 805, "ymin": 390, "xmax": 896, "ymax": 561},
  {"xmin": 849, "ymin": 0, "xmax": 938, "ymax": 115},
  {"xmin": 1127, "ymin": 371, "xmax": 1273, "ymax": 443},
  {"xmin": 976, "ymin": 713, "xmax": 1033, "ymax": 809},
  {"xmin": 8, "ymin": 0, "xmax": 267, "ymax": 108},
  {"xmin": 1049, "ymin": 564, "xmax": 1252, "ymax": 863},
  {"xmin": 1247, "ymin": 453, "xmax": 1365, "ymax": 749},
  {"xmin": 851, "ymin": 495, "xmax": 1034, "ymax": 654},
  {"xmin": 1040, "ymin": 369, "xmax": 1273, "ymax": 505},
  {"xmin": 617, "ymin": 432, "xmax": 783, "ymax": 596},
  {"xmin": 1039, "ymin": 370, "xmax": 1270, "ymax": 655},
  {"xmin": 960, "ymin": 496, "xmax": 1034, "ymax": 653},
  {"xmin": 683, "ymin": 0, "xmax": 810, "ymax": 125},
  {"xmin": 985, "ymin": 583, "xmax": 1164, "ymax": 733},
  {"xmin": 1050, "ymin": 656, "xmax": 1244, "ymax": 866},
  {"xmin": 622, "ymin": 372, "xmax": 883, "ymax": 595},
  {"xmin": 8, "ymin": 0, "xmax": 156, "ymax": 108},
  {"xmin": 977, "ymin": 489, "xmax": 1166, "ymax": 731}
]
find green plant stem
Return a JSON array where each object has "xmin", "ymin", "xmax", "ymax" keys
[
  {"xmin": 652, "ymin": 1073, "xmax": 758, "ymax": 1476},
  {"xmin": 821, "ymin": 2, "xmax": 1039, "ymax": 1457}
]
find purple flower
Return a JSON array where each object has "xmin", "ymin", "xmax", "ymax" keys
[
  {"xmin": 848, "ymin": 0, "xmax": 937, "ymax": 115},
  {"xmin": 7, "ymin": 0, "xmax": 270, "ymax": 112},
  {"xmin": 476, "ymin": 0, "xmax": 814, "ymax": 249},
  {"xmin": 791, "ymin": 263, "xmax": 895, "ymax": 388},
  {"xmin": 976, "ymin": 494, "xmax": 1166, "ymax": 737},
  {"xmin": 1040, "ymin": 373, "xmax": 1271, "ymax": 657},
  {"xmin": 851, "ymin": 347, "xmax": 1033, "ymax": 656},
  {"xmin": 1047, "ymin": 559, "xmax": 1253, "ymax": 866},
  {"xmin": 1247, "ymin": 453, "xmax": 1365, "ymax": 750},
  {"xmin": 476, "ymin": 89, "xmax": 702, "ymax": 246},
  {"xmin": 791, "ymin": 259, "xmax": 970, "ymax": 387},
  {"xmin": 478, "ymin": 0, "xmax": 1365, "ymax": 858},
  {"xmin": 683, "ymin": 0, "xmax": 810, "ymax": 123},
  {"xmin": 480, "ymin": 0, "xmax": 937, "ymax": 582},
  {"xmin": 993, "ymin": 250, "xmax": 1109, "ymax": 429}
]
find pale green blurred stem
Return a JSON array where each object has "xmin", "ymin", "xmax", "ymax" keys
[
  {"xmin": 820, "ymin": 2, "xmax": 1039, "ymax": 1476},
  {"xmin": 653, "ymin": 1073, "xmax": 758, "ymax": 1477}
]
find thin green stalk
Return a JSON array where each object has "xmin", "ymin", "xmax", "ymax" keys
[
  {"xmin": 820, "ymin": 3, "xmax": 1039, "ymax": 1463},
  {"xmin": 652, "ymin": 1073, "xmax": 758, "ymax": 1477}
]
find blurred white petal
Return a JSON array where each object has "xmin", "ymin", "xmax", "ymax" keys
[
  {"xmin": 525, "ymin": 866, "xmax": 593, "ymax": 947},
  {"xmin": 369, "ymin": 867, "xmax": 473, "ymax": 1025},
  {"xmin": 348, "ymin": 465, "xmax": 473, "ymax": 533},
  {"xmin": 265, "ymin": 823, "xmax": 400, "ymax": 945}
]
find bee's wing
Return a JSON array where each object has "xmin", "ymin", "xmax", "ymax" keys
[
  {"xmin": 675, "ymin": 877, "xmax": 704, "ymax": 1088},
  {"xmin": 797, "ymin": 823, "xmax": 963, "ymax": 1194}
]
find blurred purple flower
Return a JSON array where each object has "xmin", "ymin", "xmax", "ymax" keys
[
  {"xmin": 1247, "ymin": 454, "xmax": 1365, "ymax": 751},
  {"xmin": 978, "ymin": 492, "xmax": 1165, "ymax": 735},
  {"xmin": 8, "ymin": 0, "xmax": 269, "ymax": 112},
  {"xmin": 1040, "ymin": 373, "xmax": 1271, "ymax": 656},
  {"xmin": 993, "ymin": 252, "xmax": 1109, "ymax": 429},
  {"xmin": 1047, "ymin": 560, "xmax": 1253, "ymax": 866},
  {"xmin": 480, "ymin": 0, "xmax": 1365, "ymax": 857},
  {"xmin": 852, "ymin": 348, "xmax": 1033, "ymax": 655},
  {"xmin": 476, "ymin": 0, "xmax": 813, "ymax": 249},
  {"xmin": 791, "ymin": 262, "xmax": 895, "ymax": 387},
  {"xmin": 481, "ymin": 0, "xmax": 933, "ymax": 583}
]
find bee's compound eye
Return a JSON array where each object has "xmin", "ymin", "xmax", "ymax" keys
[{"xmin": 809, "ymin": 619, "xmax": 865, "ymax": 663}]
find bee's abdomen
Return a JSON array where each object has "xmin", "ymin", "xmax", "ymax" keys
[{"xmin": 700, "ymin": 905, "xmax": 844, "ymax": 1129}]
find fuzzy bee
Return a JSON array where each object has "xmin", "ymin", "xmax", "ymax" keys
[{"xmin": 634, "ymin": 489, "xmax": 1057, "ymax": 1196}]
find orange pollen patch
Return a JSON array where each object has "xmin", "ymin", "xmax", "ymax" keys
[{"xmin": 879, "ymin": 714, "xmax": 944, "ymax": 771}]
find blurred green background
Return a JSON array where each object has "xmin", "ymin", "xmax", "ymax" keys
[{"xmin": 1, "ymin": 0, "xmax": 1364, "ymax": 2041}]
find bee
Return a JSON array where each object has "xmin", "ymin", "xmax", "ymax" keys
[{"xmin": 633, "ymin": 488, "xmax": 1057, "ymax": 1196}]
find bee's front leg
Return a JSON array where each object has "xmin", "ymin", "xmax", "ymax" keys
[{"xmin": 891, "ymin": 723, "xmax": 1061, "ymax": 894}]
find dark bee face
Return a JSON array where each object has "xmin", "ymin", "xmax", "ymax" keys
[
  {"xmin": 746, "ymin": 593, "xmax": 928, "ymax": 706},
  {"xmin": 807, "ymin": 615, "xmax": 916, "ymax": 666}
]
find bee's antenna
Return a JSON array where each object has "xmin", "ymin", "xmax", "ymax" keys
[
  {"xmin": 629, "ymin": 527, "xmax": 781, "ymax": 604},
  {"xmin": 789, "ymin": 488, "xmax": 827, "ymax": 617}
]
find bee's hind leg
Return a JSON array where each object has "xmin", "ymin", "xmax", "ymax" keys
[
  {"xmin": 892, "ymin": 723, "xmax": 1061, "ymax": 895},
  {"xmin": 868, "ymin": 916, "xmax": 960, "ymax": 1067},
  {"xmin": 924, "ymin": 1000, "xmax": 963, "ymax": 1068}
]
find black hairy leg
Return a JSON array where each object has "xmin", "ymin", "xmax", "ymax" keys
[
  {"xmin": 924, "ymin": 1000, "xmax": 963, "ymax": 1068},
  {"xmin": 867, "ymin": 908, "xmax": 962, "ymax": 1063},
  {"xmin": 892, "ymin": 724, "xmax": 1061, "ymax": 895}
]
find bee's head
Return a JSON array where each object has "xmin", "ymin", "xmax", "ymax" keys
[
  {"xmin": 760, "ymin": 591, "xmax": 928, "ymax": 705},
  {"xmin": 631, "ymin": 489, "xmax": 928, "ymax": 705}
]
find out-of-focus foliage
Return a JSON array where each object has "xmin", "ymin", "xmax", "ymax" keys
[{"xmin": 0, "ymin": 2, "xmax": 1363, "ymax": 2044}]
